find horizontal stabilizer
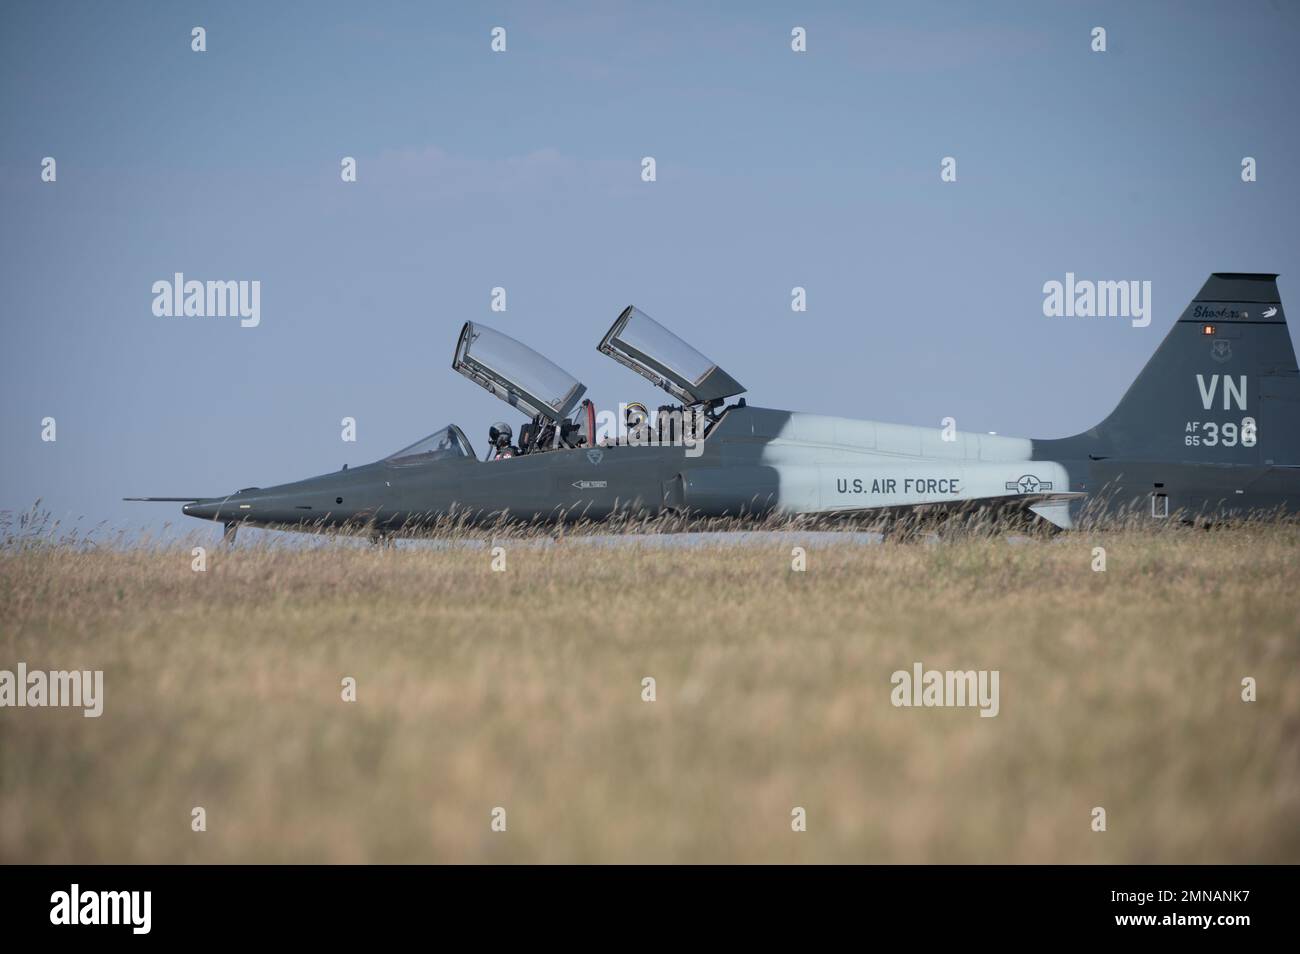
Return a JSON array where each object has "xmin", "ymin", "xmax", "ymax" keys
[{"xmin": 1025, "ymin": 492, "xmax": 1087, "ymax": 529}]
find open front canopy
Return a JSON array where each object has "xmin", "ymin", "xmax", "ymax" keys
[
  {"xmin": 598, "ymin": 306, "xmax": 746, "ymax": 406},
  {"xmin": 453, "ymin": 322, "xmax": 587, "ymax": 422}
]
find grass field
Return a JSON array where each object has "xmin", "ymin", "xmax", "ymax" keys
[{"xmin": 2, "ymin": 519, "xmax": 1298, "ymax": 863}]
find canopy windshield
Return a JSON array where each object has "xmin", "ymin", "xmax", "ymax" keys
[
  {"xmin": 598, "ymin": 306, "xmax": 745, "ymax": 405},
  {"xmin": 454, "ymin": 322, "xmax": 586, "ymax": 421},
  {"xmin": 385, "ymin": 424, "xmax": 473, "ymax": 464}
]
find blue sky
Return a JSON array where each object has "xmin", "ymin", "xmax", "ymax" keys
[{"xmin": 2, "ymin": 0, "xmax": 1298, "ymax": 538}]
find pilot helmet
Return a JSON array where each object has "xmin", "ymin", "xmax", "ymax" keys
[
  {"xmin": 625, "ymin": 402, "xmax": 649, "ymax": 427},
  {"xmin": 489, "ymin": 421, "xmax": 513, "ymax": 447}
]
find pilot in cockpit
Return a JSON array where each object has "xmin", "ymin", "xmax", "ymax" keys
[
  {"xmin": 488, "ymin": 422, "xmax": 518, "ymax": 460},
  {"xmin": 625, "ymin": 402, "xmax": 650, "ymax": 445}
]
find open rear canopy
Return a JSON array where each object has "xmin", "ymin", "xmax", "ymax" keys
[
  {"xmin": 454, "ymin": 322, "xmax": 586, "ymax": 422},
  {"xmin": 598, "ymin": 306, "xmax": 745, "ymax": 406}
]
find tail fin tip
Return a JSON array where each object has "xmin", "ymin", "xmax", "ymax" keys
[{"xmin": 1194, "ymin": 272, "xmax": 1280, "ymax": 304}]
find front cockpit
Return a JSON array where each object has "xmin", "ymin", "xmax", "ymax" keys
[
  {"xmin": 384, "ymin": 424, "xmax": 474, "ymax": 465},
  {"xmin": 454, "ymin": 322, "xmax": 586, "ymax": 422},
  {"xmin": 453, "ymin": 321, "xmax": 599, "ymax": 457}
]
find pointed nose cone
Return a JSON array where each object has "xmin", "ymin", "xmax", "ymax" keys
[{"xmin": 183, "ymin": 500, "xmax": 221, "ymax": 520}]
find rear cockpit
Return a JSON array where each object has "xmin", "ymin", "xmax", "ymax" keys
[
  {"xmin": 598, "ymin": 306, "xmax": 745, "ymax": 407},
  {"xmin": 596, "ymin": 306, "xmax": 747, "ymax": 445}
]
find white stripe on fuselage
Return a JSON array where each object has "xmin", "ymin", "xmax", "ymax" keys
[{"xmin": 736, "ymin": 412, "xmax": 1067, "ymax": 515}]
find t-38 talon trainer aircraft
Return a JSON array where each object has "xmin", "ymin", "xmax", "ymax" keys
[{"xmin": 129, "ymin": 273, "xmax": 1299, "ymax": 541}]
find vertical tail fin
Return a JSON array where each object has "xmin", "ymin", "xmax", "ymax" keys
[{"xmin": 1043, "ymin": 273, "xmax": 1299, "ymax": 464}]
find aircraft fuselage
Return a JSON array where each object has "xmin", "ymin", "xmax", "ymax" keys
[{"xmin": 180, "ymin": 405, "xmax": 1300, "ymax": 534}]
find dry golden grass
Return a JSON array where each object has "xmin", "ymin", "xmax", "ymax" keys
[{"xmin": 1, "ymin": 519, "xmax": 1298, "ymax": 863}]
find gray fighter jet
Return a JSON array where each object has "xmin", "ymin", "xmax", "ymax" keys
[{"xmin": 130, "ymin": 273, "xmax": 1300, "ymax": 540}]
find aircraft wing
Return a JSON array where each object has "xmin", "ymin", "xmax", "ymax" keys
[{"xmin": 816, "ymin": 491, "xmax": 1088, "ymax": 530}]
